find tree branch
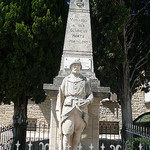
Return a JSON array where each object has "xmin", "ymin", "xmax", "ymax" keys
[
  {"xmin": 129, "ymin": 42, "xmax": 146, "ymax": 63},
  {"xmin": 123, "ymin": 27, "xmax": 128, "ymax": 56},
  {"xmin": 127, "ymin": 32, "xmax": 135, "ymax": 48},
  {"xmin": 130, "ymin": 58, "xmax": 146, "ymax": 82},
  {"xmin": 125, "ymin": 2, "xmax": 150, "ymax": 29},
  {"xmin": 136, "ymin": 60, "xmax": 148, "ymax": 70},
  {"xmin": 130, "ymin": 50, "xmax": 150, "ymax": 82},
  {"xmin": 131, "ymin": 76, "xmax": 139, "ymax": 91},
  {"xmin": 126, "ymin": 25, "xmax": 134, "ymax": 37},
  {"xmin": 129, "ymin": 55, "xmax": 137, "ymax": 63}
]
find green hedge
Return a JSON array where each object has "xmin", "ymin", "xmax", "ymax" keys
[{"xmin": 126, "ymin": 137, "xmax": 150, "ymax": 150}]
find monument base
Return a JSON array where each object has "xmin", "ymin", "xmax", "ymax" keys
[{"xmin": 44, "ymin": 80, "xmax": 110, "ymax": 150}]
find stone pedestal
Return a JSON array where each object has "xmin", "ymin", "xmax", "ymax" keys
[
  {"xmin": 44, "ymin": 80, "xmax": 110, "ymax": 150},
  {"xmin": 49, "ymin": 97, "xmax": 58, "ymax": 149}
]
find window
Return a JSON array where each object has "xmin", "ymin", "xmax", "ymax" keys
[{"xmin": 99, "ymin": 121, "xmax": 119, "ymax": 134}]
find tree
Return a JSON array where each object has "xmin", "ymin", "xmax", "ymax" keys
[
  {"xmin": 91, "ymin": 0, "xmax": 150, "ymax": 143},
  {"xmin": 0, "ymin": 0, "xmax": 67, "ymax": 149}
]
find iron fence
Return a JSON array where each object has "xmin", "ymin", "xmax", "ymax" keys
[
  {"xmin": 125, "ymin": 124, "xmax": 150, "ymax": 150},
  {"xmin": 99, "ymin": 122, "xmax": 150, "ymax": 150},
  {"xmin": 0, "ymin": 121, "xmax": 50, "ymax": 150},
  {"xmin": 1, "ymin": 122, "xmax": 150, "ymax": 150},
  {"xmin": 99, "ymin": 122, "xmax": 122, "ymax": 150},
  {"xmin": 0, "ymin": 125, "xmax": 13, "ymax": 149}
]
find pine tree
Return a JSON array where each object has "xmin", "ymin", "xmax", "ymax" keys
[{"xmin": 0, "ymin": 0, "xmax": 67, "ymax": 149}]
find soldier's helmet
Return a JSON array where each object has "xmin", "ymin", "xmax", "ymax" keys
[{"xmin": 70, "ymin": 59, "xmax": 82, "ymax": 69}]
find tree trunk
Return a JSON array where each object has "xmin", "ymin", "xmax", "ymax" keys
[
  {"xmin": 120, "ymin": 92, "xmax": 132, "ymax": 139},
  {"xmin": 118, "ymin": 61, "xmax": 133, "ymax": 146},
  {"xmin": 11, "ymin": 97, "xmax": 28, "ymax": 150}
]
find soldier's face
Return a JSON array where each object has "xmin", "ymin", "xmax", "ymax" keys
[{"xmin": 71, "ymin": 64, "xmax": 81, "ymax": 75}]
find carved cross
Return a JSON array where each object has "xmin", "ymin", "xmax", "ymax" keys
[
  {"xmin": 77, "ymin": 143, "xmax": 82, "ymax": 150},
  {"xmin": 28, "ymin": 141, "xmax": 32, "ymax": 150},
  {"xmin": 16, "ymin": 141, "xmax": 20, "ymax": 150},
  {"xmin": 66, "ymin": 144, "xmax": 71, "ymax": 150},
  {"xmin": 100, "ymin": 143, "xmax": 105, "ymax": 150},
  {"xmin": 89, "ymin": 144, "xmax": 94, "ymax": 150},
  {"xmin": 139, "ymin": 143, "xmax": 142, "ymax": 150}
]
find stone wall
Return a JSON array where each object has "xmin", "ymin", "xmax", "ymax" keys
[
  {"xmin": 0, "ymin": 90, "xmax": 149, "ymax": 128},
  {"xmin": 99, "ymin": 90, "xmax": 150, "ymax": 131},
  {"xmin": 132, "ymin": 90, "xmax": 150, "ymax": 120},
  {"xmin": 27, "ymin": 97, "xmax": 51, "ymax": 124},
  {"xmin": 0, "ymin": 102, "xmax": 14, "ymax": 126},
  {"xmin": 0, "ymin": 97, "xmax": 51, "ymax": 126},
  {"xmin": 99, "ymin": 100, "xmax": 122, "ymax": 133}
]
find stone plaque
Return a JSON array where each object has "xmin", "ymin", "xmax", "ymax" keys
[{"xmin": 64, "ymin": 57, "xmax": 91, "ymax": 69}]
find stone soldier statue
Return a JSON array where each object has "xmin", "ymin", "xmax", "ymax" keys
[{"xmin": 56, "ymin": 59, "xmax": 93, "ymax": 150}]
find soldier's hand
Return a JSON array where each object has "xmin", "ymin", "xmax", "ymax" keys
[{"xmin": 80, "ymin": 99, "xmax": 90, "ymax": 106}]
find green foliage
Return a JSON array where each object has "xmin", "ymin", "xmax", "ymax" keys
[
  {"xmin": 0, "ymin": 0, "xmax": 67, "ymax": 104},
  {"xmin": 126, "ymin": 137, "xmax": 150, "ymax": 150},
  {"xmin": 91, "ymin": 0, "xmax": 150, "ymax": 95},
  {"xmin": 91, "ymin": 0, "xmax": 128, "ymax": 92}
]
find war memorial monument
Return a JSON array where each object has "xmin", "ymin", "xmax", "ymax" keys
[{"xmin": 43, "ymin": 0, "xmax": 110, "ymax": 149}]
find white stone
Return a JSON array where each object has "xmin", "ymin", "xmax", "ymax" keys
[
  {"xmin": 64, "ymin": 57, "xmax": 91, "ymax": 70},
  {"xmin": 56, "ymin": 60, "xmax": 93, "ymax": 150}
]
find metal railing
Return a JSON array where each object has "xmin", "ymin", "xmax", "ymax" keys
[
  {"xmin": 0, "ymin": 121, "xmax": 50, "ymax": 150},
  {"xmin": 0, "ymin": 124, "xmax": 13, "ymax": 149},
  {"xmin": 99, "ymin": 122, "xmax": 150, "ymax": 150},
  {"xmin": 99, "ymin": 122, "xmax": 122, "ymax": 149},
  {"xmin": 26, "ymin": 121, "xmax": 50, "ymax": 142},
  {"xmin": 125, "ymin": 124, "xmax": 150, "ymax": 150},
  {"xmin": 1, "ymin": 122, "xmax": 150, "ymax": 150}
]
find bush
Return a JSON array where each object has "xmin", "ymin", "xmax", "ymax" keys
[{"xmin": 126, "ymin": 137, "xmax": 150, "ymax": 150}]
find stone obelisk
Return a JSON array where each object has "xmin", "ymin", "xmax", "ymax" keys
[
  {"xmin": 43, "ymin": 0, "xmax": 110, "ymax": 149},
  {"xmin": 58, "ymin": 0, "xmax": 94, "ymax": 77}
]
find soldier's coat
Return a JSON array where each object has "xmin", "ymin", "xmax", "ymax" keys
[{"xmin": 56, "ymin": 73, "xmax": 93, "ymax": 125}]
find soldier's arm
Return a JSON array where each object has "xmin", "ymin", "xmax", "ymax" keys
[
  {"xmin": 85, "ymin": 78, "xmax": 93, "ymax": 104},
  {"xmin": 56, "ymin": 78, "xmax": 66, "ymax": 121}
]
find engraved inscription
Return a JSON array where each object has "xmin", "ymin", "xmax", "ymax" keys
[
  {"xmin": 64, "ymin": 11, "xmax": 92, "ymax": 52},
  {"xmin": 64, "ymin": 57, "xmax": 91, "ymax": 70},
  {"xmin": 68, "ymin": 16, "xmax": 91, "ymax": 45}
]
